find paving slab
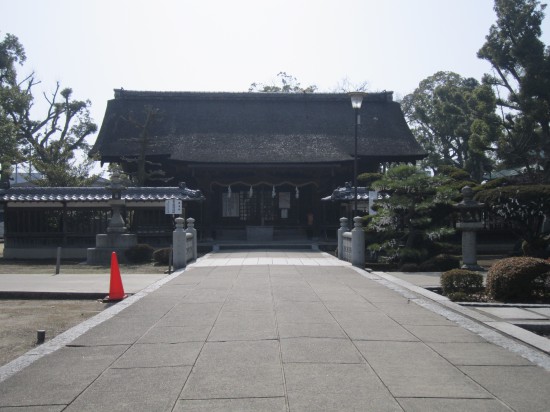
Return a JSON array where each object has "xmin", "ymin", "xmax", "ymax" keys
[
  {"xmin": 174, "ymin": 398, "xmax": 287, "ymax": 412},
  {"xmin": 277, "ymin": 322, "xmax": 347, "ymax": 339},
  {"xmin": 404, "ymin": 324, "xmax": 487, "ymax": 343},
  {"xmin": 275, "ymin": 301, "xmax": 333, "ymax": 324},
  {"xmin": 180, "ymin": 340, "xmax": 283, "ymax": 399},
  {"xmin": 355, "ymin": 341, "xmax": 491, "ymax": 398},
  {"xmin": 280, "ymin": 337, "xmax": 363, "ymax": 363},
  {"xmin": 111, "ymin": 341, "xmax": 203, "ymax": 368},
  {"xmin": 0, "ymin": 345, "xmax": 128, "ymax": 407},
  {"xmin": 322, "ymin": 299, "xmax": 379, "ymax": 312},
  {"xmin": 137, "ymin": 325, "xmax": 211, "ymax": 344},
  {"xmin": 352, "ymin": 287, "xmax": 411, "ymax": 303},
  {"xmin": 64, "ymin": 366, "xmax": 191, "ymax": 412},
  {"xmin": 396, "ymin": 398, "xmax": 511, "ymax": 412},
  {"xmin": 332, "ymin": 311, "xmax": 419, "ymax": 341},
  {"xmin": 460, "ymin": 365, "xmax": 550, "ymax": 412},
  {"xmin": 207, "ymin": 310, "xmax": 277, "ymax": 341},
  {"xmin": 371, "ymin": 301, "xmax": 458, "ymax": 326},
  {"xmin": 156, "ymin": 302, "xmax": 222, "ymax": 327},
  {"xmin": 284, "ymin": 363, "xmax": 401, "ymax": 412},
  {"xmin": 68, "ymin": 315, "xmax": 155, "ymax": 346},
  {"xmin": 0, "ymin": 407, "xmax": 66, "ymax": 412},
  {"xmin": 426, "ymin": 342, "xmax": 533, "ymax": 366}
]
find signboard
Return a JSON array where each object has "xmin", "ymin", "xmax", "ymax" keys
[
  {"xmin": 165, "ymin": 198, "xmax": 183, "ymax": 215},
  {"xmin": 279, "ymin": 192, "xmax": 290, "ymax": 209},
  {"xmin": 222, "ymin": 193, "xmax": 239, "ymax": 217}
]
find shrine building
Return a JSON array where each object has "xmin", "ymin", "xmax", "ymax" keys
[{"xmin": 91, "ymin": 90, "xmax": 426, "ymax": 241}]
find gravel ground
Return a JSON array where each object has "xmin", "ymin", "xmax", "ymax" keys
[
  {"xmin": 0, "ymin": 299, "xmax": 108, "ymax": 366},
  {"xmin": 0, "ymin": 242, "xmax": 166, "ymax": 367}
]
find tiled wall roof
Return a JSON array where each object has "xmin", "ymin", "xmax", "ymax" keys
[{"xmin": 0, "ymin": 186, "xmax": 204, "ymax": 203}]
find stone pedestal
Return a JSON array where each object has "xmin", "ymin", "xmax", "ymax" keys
[
  {"xmin": 87, "ymin": 233, "xmax": 138, "ymax": 265},
  {"xmin": 456, "ymin": 221, "xmax": 484, "ymax": 270}
]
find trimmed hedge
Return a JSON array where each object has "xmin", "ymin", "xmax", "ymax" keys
[
  {"xmin": 441, "ymin": 269, "xmax": 483, "ymax": 296},
  {"xmin": 124, "ymin": 244, "xmax": 154, "ymax": 263},
  {"xmin": 486, "ymin": 257, "xmax": 550, "ymax": 301}
]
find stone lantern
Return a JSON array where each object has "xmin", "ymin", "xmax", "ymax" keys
[
  {"xmin": 87, "ymin": 171, "xmax": 138, "ymax": 265},
  {"xmin": 106, "ymin": 171, "xmax": 128, "ymax": 233},
  {"xmin": 455, "ymin": 186, "xmax": 484, "ymax": 271}
]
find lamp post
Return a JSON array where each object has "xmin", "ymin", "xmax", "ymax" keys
[{"xmin": 349, "ymin": 92, "xmax": 366, "ymax": 214}]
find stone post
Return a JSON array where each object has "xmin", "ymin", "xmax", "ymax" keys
[
  {"xmin": 455, "ymin": 186, "xmax": 484, "ymax": 271},
  {"xmin": 337, "ymin": 217, "xmax": 349, "ymax": 260},
  {"xmin": 351, "ymin": 216, "xmax": 365, "ymax": 268},
  {"xmin": 186, "ymin": 217, "xmax": 197, "ymax": 260},
  {"xmin": 173, "ymin": 217, "xmax": 187, "ymax": 269}
]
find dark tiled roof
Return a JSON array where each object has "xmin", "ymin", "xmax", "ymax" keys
[
  {"xmin": 91, "ymin": 91, "xmax": 426, "ymax": 164},
  {"xmin": 322, "ymin": 185, "xmax": 370, "ymax": 201},
  {"xmin": 0, "ymin": 186, "xmax": 204, "ymax": 203}
]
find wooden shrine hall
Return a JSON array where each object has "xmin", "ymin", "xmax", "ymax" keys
[{"xmin": 91, "ymin": 90, "xmax": 426, "ymax": 241}]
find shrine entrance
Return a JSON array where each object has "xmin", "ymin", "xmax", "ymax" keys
[{"xmin": 210, "ymin": 182, "xmax": 318, "ymax": 241}]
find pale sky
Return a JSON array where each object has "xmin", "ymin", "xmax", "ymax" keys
[{"xmin": 2, "ymin": 0, "xmax": 550, "ymax": 167}]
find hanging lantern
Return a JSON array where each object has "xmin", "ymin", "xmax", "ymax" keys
[
  {"xmin": 249, "ymin": 185, "xmax": 253, "ymax": 198},
  {"xmin": 227, "ymin": 185, "xmax": 232, "ymax": 199},
  {"xmin": 272, "ymin": 185, "xmax": 276, "ymax": 199},
  {"xmin": 295, "ymin": 186, "xmax": 299, "ymax": 199}
]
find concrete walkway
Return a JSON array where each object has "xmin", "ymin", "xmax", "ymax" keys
[{"xmin": 1, "ymin": 250, "xmax": 549, "ymax": 411}]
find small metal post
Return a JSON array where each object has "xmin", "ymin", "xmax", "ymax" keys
[
  {"xmin": 55, "ymin": 247, "xmax": 61, "ymax": 275},
  {"xmin": 36, "ymin": 330, "xmax": 46, "ymax": 344}
]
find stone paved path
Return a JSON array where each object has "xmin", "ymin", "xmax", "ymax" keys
[{"xmin": 1, "ymin": 250, "xmax": 549, "ymax": 411}]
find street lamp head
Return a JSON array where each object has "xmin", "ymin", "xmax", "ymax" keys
[{"xmin": 348, "ymin": 92, "xmax": 366, "ymax": 109}]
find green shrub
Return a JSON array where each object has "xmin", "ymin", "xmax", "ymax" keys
[
  {"xmin": 420, "ymin": 254, "xmax": 460, "ymax": 271},
  {"xmin": 486, "ymin": 257, "xmax": 550, "ymax": 301},
  {"xmin": 153, "ymin": 248, "xmax": 172, "ymax": 265},
  {"xmin": 124, "ymin": 244, "xmax": 155, "ymax": 263},
  {"xmin": 441, "ymin": 269, "xmax": 483, "ymax": 295}
]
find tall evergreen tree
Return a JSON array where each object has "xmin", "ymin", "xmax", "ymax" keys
[
  {"xmin": 478, "ymin": 0, "xmax": 550, "ymax": 182},
  {"xmin": 402, "ymin": 71, "xmax": 501, "ymax": 181}
]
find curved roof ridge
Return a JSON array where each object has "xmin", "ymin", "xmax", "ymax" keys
[{"xmin": 112, "ymin": 89, "xmax": 395, "ymax": 102}]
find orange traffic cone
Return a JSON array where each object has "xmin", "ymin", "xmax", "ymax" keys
[{"xmin": 104, "ymin": 252, "xmax": 127, "ymax": 302}]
